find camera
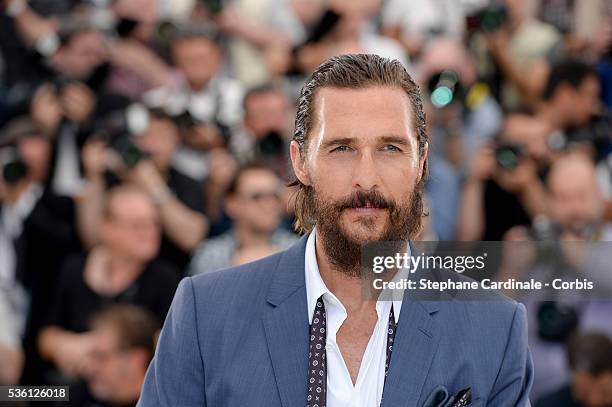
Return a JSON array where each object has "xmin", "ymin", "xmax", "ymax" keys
[
  {"xmin": 304, "ymin": 9, "xmax": 341, "ymax": 45},
  {"xmin": 0, "ymin": 148, "xmax": 28, "ymax": 185},
  {"xmin": 467, "ymin": 3, "xmax": 508, "ymax": 34},
  {"xmin": 427, "ymin": 70, "xmax": 463, "ymax": 109},
  {"xmin": 494, "ymin": 143, "xmax": 523, "ymax": 170},
  {"xmin": 174, "ymin": 110, "xmax": 204, "ymax": 131},
  {"xmin": 537, "ymin": 301, "xmax": 579, "ymax": 342},
  {"xmin": 202, "ymin": 0, "xmax": 224, "ymax": 15},
  {"xmin": 257, "ymin": 131, "xmax": 285, "ymax": 156},
  {"xmin": 95, "ymin": 104, "xmax": 150, "ymax": 168}
]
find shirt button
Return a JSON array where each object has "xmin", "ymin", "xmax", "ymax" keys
[{"xmin": 325, "ymin": 344, "xmax": 333, "ymax": 351}]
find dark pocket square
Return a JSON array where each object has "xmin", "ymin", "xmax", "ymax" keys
[{"xmin": 423, "ymin": 386, "xmax": 472, "ymax": 407}]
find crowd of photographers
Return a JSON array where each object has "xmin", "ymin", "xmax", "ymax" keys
[{"xmin": 1, "ymin": 0, "xmax": 612, "ymax": 405}]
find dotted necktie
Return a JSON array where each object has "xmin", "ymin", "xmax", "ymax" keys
[{"xmin": 306, "ymin": 296, "xmax": 398, "ymax": 407}]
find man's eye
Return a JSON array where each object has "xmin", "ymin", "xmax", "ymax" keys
[
  {"xmin": 383, "ymin": 145, "xmax": 401, "ymax": 152},
  {"xmin": 331, "ymin": 145, "xmax": 351, "ymax": 153}
]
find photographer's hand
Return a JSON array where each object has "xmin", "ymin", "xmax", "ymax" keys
[
  {"xmin": 128, "ymin": 161, "xmax": 209, "ymax": 252},
  {"xmin": 82, "ymin": 139, "xmax": 108, "ymax": 180},
  {"xmin": 184, "ymin": 124, "xmax": 225, "ymax": 150},
  {"xmin": 106, "ymin": 39, "xmax": 172, "ymax": 87},
  {"xmin": 75, "ymin": 139, "xmax": 109, "ymax": 249},
  {"xmin": 127, "ymin": 160, "xmax": 167, "ymax": 197},
  {"xmin": 60, "ymin": 82, "xmax": 96, "ymax": 125},
  {"xmin": 456, "ymin": 146, "xmax": 495, "ymax": 241},
  {"xmin": 30, "ymin": 84, "xmax": 63, "ymax": 136},
  {"xmin": 495, "ymin": 158, "xmax": 549, "ymax": 217},
  {"xmin": 485, "ymin": 27, "xmax": 549, "ymax": 108},
  {"xmin": 205, "ymin": 148, "xmax": 237, "ymax": 221},
  {"xmin": 469, "ymin": 146, "xmax": 496, "ymax": 182}
]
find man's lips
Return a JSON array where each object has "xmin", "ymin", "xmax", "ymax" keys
[{"xmin": 346, "ymin": 206, "xmax": 387, "ymax": 214}]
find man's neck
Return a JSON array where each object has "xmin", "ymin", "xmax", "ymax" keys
[
  {"xmin": 111, "ymin": 371, "xmax": 145, "ymax": 405},
  {"xmin": 235, "ymin": 224, "xmax": 272, "ymax": 249},
  {"xmin": 86, "ymin": 247, "xmax": 145, "ymax": 295},
  {"xmin": 314, "ymin": 229, "xmax": 376, "ymax": 314}
]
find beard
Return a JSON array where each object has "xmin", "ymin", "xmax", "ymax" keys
[{"xmin": 308, "ymin": 180, "xmax": 425, "ymax": 277}]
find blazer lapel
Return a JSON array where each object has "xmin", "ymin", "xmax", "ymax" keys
[
  {"xmin": 381, "ymin": 299, "xmax": 441, "ymax": 407},
  {"xmin": 263, "ymin": 235, "xmax": 310, "ymax": 407},
  {"xmin": 382, "ymin": 241, "xmax": 442, "ymax": 406}
]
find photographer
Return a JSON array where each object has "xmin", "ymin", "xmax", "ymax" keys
[
  {"xmin": 38, "ymin": 185, "xmax": 178, "ymax": 385},
  {"xmin": 381, "ymin": 0, "xmax": 482, "ymax": 60},
  {"xmin": 419, "ymin": 38, "xmax": 504, "ymax": 240},
  {"xmin": 76, "ymin": 108, "xmax": 208, "ymax": 272},
  {"xmin": 472, "ymin": 0, "xmax": 564, "ymax": 110},
  {"xmin": 20, "ymin": 26, "xmax": 136, "ymax": 198},
  {"xmin": 457, "ymin": 114, "xmax": 550, "ymax": 241},
  {"xmin": 75, "ymin": 305, "xmax": 160, "ymax": 407},
  {"xmin": 535, "ymin": 59, "xmax": 604, "ymax": 157},
  {"xmin": 496, "ymin": 152, "xmax": 612, "ymax": 399},
  {"xmin": 0, "ymin": 117, "xmax": 82, "ymax": 383},
  {"xmin": 229, "ymin": 84, "xmax": 292, "ymax": 180},
  {"xmin": 535, "ymin": 332, "xmax": 612, "ymax": 407},
  {"xmin": 294, "ymin": 0, "xmax": 409, "ymax": 74},
  {"xmin": 144, "ymin": 26, "xmax": 243, "ymax": 145},
  {"xmin": 189, "ymin": 164, "xmax": 297, "ymax": 276}
]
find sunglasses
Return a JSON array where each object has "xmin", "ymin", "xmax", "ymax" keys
[{"xmin": 242, "ymin": 190, "xmax": 282, "ymax": 202}]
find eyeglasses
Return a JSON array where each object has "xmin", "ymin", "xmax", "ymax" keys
[
  {"xmin": 90, "ymin": 347, "xmax": 127, "ymax": 362},
  {"xmin": 242, "ymin": 190, "xmax": 282, "ymax": 202}
]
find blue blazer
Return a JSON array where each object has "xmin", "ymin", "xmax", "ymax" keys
[{"xmin": 138, "ymin": 235, "xmax": 533, "ymax": 406}]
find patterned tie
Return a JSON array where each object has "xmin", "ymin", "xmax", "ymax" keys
[{"xmin": 306, "ymin": 296, "xmax": 397, "ymax": 407}]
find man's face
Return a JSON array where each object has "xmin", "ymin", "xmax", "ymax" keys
[
  {"xmin": 18, "ymin": 136, "xmax": 51, "ymax": 183},
  {"xmin": 548, "ymin": 160, "xmax": 603, "ymax": 235},
  {"xmin": 291, "ymin": 86, "xmax": 427, "ymax": 272},
  {"xmin": 56, "ymin": 31, "xmax": 107, "ymax": 79},
  {"xmin": 172, "ymin": 38, "xmax": 221, "ymax": 90},
  {"xmin": 101, "ymin": 192, "xmax": 161, "ymax": 261},
  {"xmin": 572, "ymin": 76, "xmax": 601, "ymax": 126},
  {"xmin": 244, "ymin": 91, "xmax": 290, "ymax": 139},
  {"xmin": 87, "ymin": 326, "xmax": 128, "ymax": 401},
  {"xmin": 571, "ymin": 370, "xmax": 612, "ymax": 407},
  {"xmin": 136, "ymin": 117, "xmax": 179, "ymax": 170},
  {"xmin": 227, "ymin": 169, "xmax": 283, "ymax": 233}
]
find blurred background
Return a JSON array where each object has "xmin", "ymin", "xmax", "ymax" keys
[{"xmin": 0, "ymin": 0, "xmax": 611, "ymax": 405}]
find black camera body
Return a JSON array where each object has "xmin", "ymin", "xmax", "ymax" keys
[
  {"xmin": 494, "ymin": 143, "xmax": 523, "ymax": 170},
  {"xmin": 95, "ymin": 104, "xmax": 150, "ymax": 168},
  {"xmin": 467, "ymin": 3, "xmax": 508, "ymax": 33},
  {"xmin": 0, "ymin": 147, "xmax": 28, "ymax": 185}
]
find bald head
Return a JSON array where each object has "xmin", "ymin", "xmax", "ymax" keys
[{"xmin": 547, "ymin": 153, "xmax": 604, "ymax": 234}]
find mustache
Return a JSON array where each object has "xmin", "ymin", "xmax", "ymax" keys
[{"xmin": 334, "ymin": 190, "xmax": 393, "ymax": 211}]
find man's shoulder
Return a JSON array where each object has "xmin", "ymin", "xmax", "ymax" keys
[
  {"xmin": 426, "ymin": 267, "xmax": 525, "ymax": 333},
  {"xmin": 189, "ymin": 248, "xmax": 288, "ymax": 304}
]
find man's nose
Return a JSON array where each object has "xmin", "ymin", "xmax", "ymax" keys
[{"xmin": 351, "ymin": 150, "xmax": 382, "ymax": 191}]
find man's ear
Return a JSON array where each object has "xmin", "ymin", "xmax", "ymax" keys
[
  {"xmin": 130, "ymin": 348, "xmax": 150, "ymax": 373},
  {"xmin": 224, "ymin": 195, "xmax": 239, "ymax": 219},
  {"xmin": 290, "ymin": 140, "xmax": 311, "ymax": 186},
  {"xmin": 418, "ymin": 141, "xmax": 429, "ymax": 184}
]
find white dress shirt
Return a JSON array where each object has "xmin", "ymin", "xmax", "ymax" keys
[{"xmin": 304, "ymin": 230, "xmax": 407, "ymax": 407}]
